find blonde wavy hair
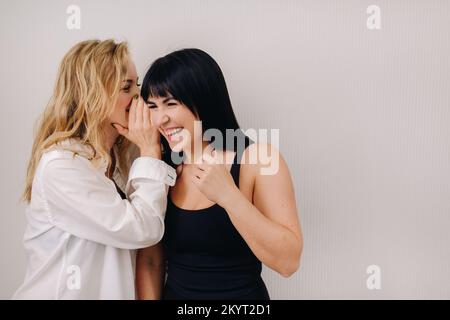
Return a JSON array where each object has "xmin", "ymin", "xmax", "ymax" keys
[{"xmin": 22, "ymin": 39, "xmax": 131, "ymax": 203}]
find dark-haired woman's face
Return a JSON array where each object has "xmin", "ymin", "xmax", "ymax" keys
[{"xmin": 146, "ymin": 95, "xmax": 200, "ymax": 153}]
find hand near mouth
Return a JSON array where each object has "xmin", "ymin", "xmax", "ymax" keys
[
  {"xmin": 112, "ymin": 95, "xmax": 161, "ymax": 159},
  {"xmin": 111, "ymin": 122, "xmax": 128, "ymax": 131}
]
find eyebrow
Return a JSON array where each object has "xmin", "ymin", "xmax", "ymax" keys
[
  {"xmin": 146, "ymin": 97, "xmax": 176, "ymax": 104},
  {"xmin": 122, "ymin": 77, "xmax": 139, "ymax": 83}
]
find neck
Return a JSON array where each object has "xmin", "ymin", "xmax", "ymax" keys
[{"xmin": 104, "ymin": 124, "xmax": 119, "ymax": 152}]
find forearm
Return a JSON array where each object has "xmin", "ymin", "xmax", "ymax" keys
[
  {"xmin": 222, "ymin": 190, "xmax": 302, "ymax": 277},
  {"xmin": 135, "ymin": 250, "xmax": 165, "ymax": 300}
]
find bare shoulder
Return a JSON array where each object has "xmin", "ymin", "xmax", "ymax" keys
[
  {"xmin": 239, "ymin": 143, "xmax": 298, "ymax": 224},
  {"xmin": 236, "ymin": 143, "xmax": 291, "ymax": 202},
  {"xmin": 240, "ymin": 142, "xmax": 287, "ymax": 178}
]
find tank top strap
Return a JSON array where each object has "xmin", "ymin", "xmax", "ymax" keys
[
  {"xmin": 230, "ymin": 152, "xmax": 240, "ymax": 187},
  {"xmin": 230, "ymin": 137, "xmax": 254, "ymax": 188}
]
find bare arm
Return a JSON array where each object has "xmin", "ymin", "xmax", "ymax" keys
[
  {"xmin": 191, "ymin": 144, "xmax": 303, "ymax": 277},
  {"xmin": 135, "ymin": 243, "xmax": 165, "ymax": 300},
  {"xmin": 224, "ymin": 145, "xmax": 302, "ymax": 277}
]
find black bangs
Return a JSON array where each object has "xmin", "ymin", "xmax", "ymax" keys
[
  {"xmin": 140, "ymin": 54, "xmax": 196, "ymax": 114},
  {"xmin": 141, "ymin": 59, "xmax": 175, "ymax": 98},
  {"xmin": 141, "ymin": 48, "xmax": 246, "ymax": 167}
]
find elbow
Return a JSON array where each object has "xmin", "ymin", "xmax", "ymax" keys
[
  {"xmin": 279, "ymin": 260, "xmax": 299, "ymax": 278},
  {"xmin": 114, "ymin": 217, "xmax": 165, "ymax": 250},
  {"xmin": 279, "ymin": 240, "xmax": 303, "ymax": 278},
  {"xmin": 143, "ymin": 225, "xmax": 164, "ymax": 248},
  {"xmin": 136, "ymin": 218, "xmax": 165, "ymax": 248}
]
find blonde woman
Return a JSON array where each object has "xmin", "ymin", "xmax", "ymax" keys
[{"xmin": 13, "ymin": 40, "xmax": 176, "ymax": 299}]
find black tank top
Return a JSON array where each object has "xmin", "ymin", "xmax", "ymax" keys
[{"xmin": 162, "ymin": 150, "xmax": 270, "ymax": 300}]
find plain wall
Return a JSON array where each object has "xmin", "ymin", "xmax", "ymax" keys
[{"xmin": 1, "ymin": 0, "xmax": 449, "ymax": 299}]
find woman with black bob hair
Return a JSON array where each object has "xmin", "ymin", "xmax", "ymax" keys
[{"xmin": 136, "ymin": 48, "xmax": 303, "ymax": 300}]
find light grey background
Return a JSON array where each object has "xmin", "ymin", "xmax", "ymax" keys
[{"xmin": 1, "ymin": 0, "xmax": 449, "ymax": 299}]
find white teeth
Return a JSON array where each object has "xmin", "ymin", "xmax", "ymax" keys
[{"xmin": 167, "ymin": 128, "xmax": 183, "ymax": 136}]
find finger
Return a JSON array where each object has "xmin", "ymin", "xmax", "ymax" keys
[
  {"xmin": 191, "ymin": 176, "xmax": 200, "ymax": 188},
  {"xmin": 112, "ymin": 123, "xmax": 129, "ymax": 138},
  {"xmin": 195, "ymin": 163, "xmax": 208, "ymax": 171},
  {"xmin": 135, "ymin": 97, "xmax": 144, "ymax": 127},
  {"xmin": 211, "ymin": 148, "xmax": 225, "ymax": 164},
  {"xmin": 202, "ymin": 145, "xmax": 216, "ymax": 164},
  {"xmin": 190, "ymin": 174, "xmax": 204, "ymax": 189},
  {"xmin": 192, "ymin": 166, "xmax": 206, "ymax": 178},
  {"xmin": 143, "ymin": 100, "xmax": 150, "ymax": 129},
  {"xmin": 148, "ymin": 105, "xmax": 154, "ymax": 127},
  {"xmin": 129, "ymin": 95, "xmax": 138, "ymax": 128}
]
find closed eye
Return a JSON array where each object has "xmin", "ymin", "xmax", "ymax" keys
[
  {"xmin": 122, "ymin": 78, "xmax": 139, "ymax": 92},
  {"xmin": 146, "ymin": 102, "xmax": 157, "ymax": 109}
]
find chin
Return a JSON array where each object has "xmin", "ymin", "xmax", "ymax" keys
[
  {"xmin": 169, "ymin": 143, "xmax": 185, "ymax": 153},
  {"xmin": 163, "ymin": 134, "xmax": 186, "ymax": 153}
]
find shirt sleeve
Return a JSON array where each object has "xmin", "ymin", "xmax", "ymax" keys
[{"xmin": 40, "ymin": 153, "xmax": 176, "ymax": 249}]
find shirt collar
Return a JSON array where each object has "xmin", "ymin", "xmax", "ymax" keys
[{"xmin": 52, "ymin": 138, "xmax": 120, "ymax": 175}]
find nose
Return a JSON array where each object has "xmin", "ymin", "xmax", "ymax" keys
[
  {"xmin": 152, "ymin": 110, "xmax": 170, "ymax": 128},
  {"xmin": 132, "ymin": 85, "xmax": 140, "ymax": 97}
]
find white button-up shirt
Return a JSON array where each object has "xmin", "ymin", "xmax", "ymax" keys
[{"xmin": 13, "ymin": 139, "xmax": 176, "ymax": 300}]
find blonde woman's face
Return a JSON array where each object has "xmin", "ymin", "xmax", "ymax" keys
[{"xmin": 109, "ymin": 59, "xmax": 139, "ymax": 132}]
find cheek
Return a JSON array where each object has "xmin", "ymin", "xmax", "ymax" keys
[
  {"xmin": 177, "ymin": 108, "xmax": 197, "ymax": 127},
  {"xmin": 118, "ymin": 94, "xmax": 132, "ymax": 110},
  {"xmin": 180, "ymin": 111, "xmax": 199, "ymax": 137},
  {"xmin": 113, "ymin": 95, "xmax": 131, "ymax": 116}
]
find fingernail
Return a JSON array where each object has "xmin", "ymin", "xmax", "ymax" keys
[{"xmin": 133, "ymin": 94, "xmax": 139, "ymax": 100}]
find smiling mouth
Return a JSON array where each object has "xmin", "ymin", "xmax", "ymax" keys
[
  {"xmin": 163, "ymin": 127, "xmax": 184, "ymax": 142},
  {"xmin": 167, "ymin": 127, "xmax": 183, "ymax": 137}
]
